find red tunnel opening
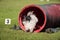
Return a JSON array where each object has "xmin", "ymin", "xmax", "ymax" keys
[{"xmin": 18, "ymin": 5, "xmax": 46, "ymax": 32}]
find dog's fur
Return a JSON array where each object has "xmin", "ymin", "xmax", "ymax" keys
[{"xmin": 23, "ymin": 11, "xmax": 38, "ymax": 32}]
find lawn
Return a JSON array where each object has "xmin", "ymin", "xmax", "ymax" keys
[{"xmin": 0, "ymin": 0, "xmax": 60, "ymax": 40}]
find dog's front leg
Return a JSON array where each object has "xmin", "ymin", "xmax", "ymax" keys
[{"xmin": 30, "ymin": 28, "xmax": 34, "ymax": 32}]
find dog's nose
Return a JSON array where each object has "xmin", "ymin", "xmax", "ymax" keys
[{"xmin": 26, "ymin": 29, "xmax": 30, "ymax": 32}]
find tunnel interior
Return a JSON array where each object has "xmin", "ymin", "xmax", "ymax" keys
[{"xmin": 19, "ymin": 5, "xmax": 46, "ymax": 32}]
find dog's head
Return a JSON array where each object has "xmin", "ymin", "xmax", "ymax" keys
[{"xmin": 23, "ymin": 15, "xmax": 31, "ymax": 22}]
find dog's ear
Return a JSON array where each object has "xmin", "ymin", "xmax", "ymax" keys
[
  {"xmin": 26, "ymin": 16, "xmax": 31, "ymax": 21},
  {"xmin": 27, "ymin": 11, "xmax": 34, "ymax": 16},
  {"xmin": 23, "ymin": 15, "xmax": 26, "ymax": 21}
]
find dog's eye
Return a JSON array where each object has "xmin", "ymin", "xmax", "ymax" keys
[{"xmin": 26, "ymin": 16, "xmax": 31, "ymax": 20}]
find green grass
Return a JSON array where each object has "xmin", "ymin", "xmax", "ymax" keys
[
  {"xmin": 0, "ymin": 0, "xmax": 60, "ymax": 40},
  {"xmin": 0, "ymin": 28, "xmax": 60, "ymax": 40}
]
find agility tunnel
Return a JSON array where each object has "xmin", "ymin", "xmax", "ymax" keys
[{"xmin": 18, "ymin": 4, "xmax": 60, "ymax": 33}]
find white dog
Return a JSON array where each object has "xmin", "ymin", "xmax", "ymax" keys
[{"xmin": 23, "ymin": 11, "xmax": 38, "ymax": 32}]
